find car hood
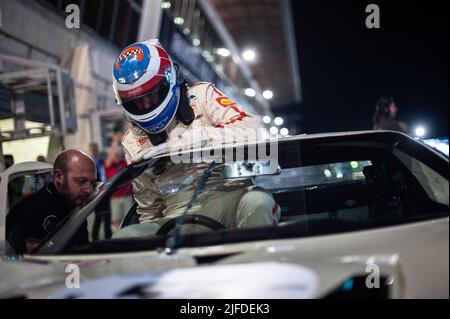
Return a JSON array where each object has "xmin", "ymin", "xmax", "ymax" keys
[{"xmin": 1, "ymin": 217, "xmax": 447, "ymax": 299}]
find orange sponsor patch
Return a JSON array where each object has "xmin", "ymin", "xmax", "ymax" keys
[
  {"xmin": 216, "ymin": 96, "xmax": 236, "ymax": 107},
  {"xmin": 137, "ymin": 136, "xmax": 149, "ymax": 146}
]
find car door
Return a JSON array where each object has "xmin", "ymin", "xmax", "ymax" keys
[{"xmin": 0, "ymin": 161, "xmax": 53, "ymax": 254}]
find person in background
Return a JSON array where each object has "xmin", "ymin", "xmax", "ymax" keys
[
  {"xmin": 104, "ymin": 123, "xmax": 133, "ymax": 232},
  {"xmin": 372, "ymin": 96, "xmax": 408, "ymax": 132},
  {"xmin": 6, "ymin": 149, "xmax": 96, "ymax": 254},
  {"xmin": 29, "ymin": 155, "xmax": 52, "ymax": 192},
  {"xmin": 89, "ymin": 143, "xmax": 106, "ymax": 183},
  {"xmin": 4, "ymin": 154, "xmax": 14, "ymax": 169},
  {"xmin": 36, "ymin": 155, "xmax": 46, "ymax": 163},
  {"xmin": 89, "ymin": 142, "xmax": 111, "ymax": 240},
  {"xmin": 4, "ymin": 154, "xmax": 24, "ymax": 209}
]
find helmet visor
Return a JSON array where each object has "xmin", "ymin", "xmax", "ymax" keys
[{"xmin": 121, "ymin": 76, "xmax": 171, "ymax": 116}]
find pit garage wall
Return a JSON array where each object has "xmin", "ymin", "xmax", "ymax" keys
[
  {"xmin": 0, "ymin": 0, "xmax": 120, "ymax": 157},
  {"xmin": 64, "ymin": 44, "xmax": 96, "ymax": 153}
]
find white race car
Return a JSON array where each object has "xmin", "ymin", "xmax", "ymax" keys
[{"xmin": 0, "ymin": 131, "xmax": 448, "ymax": 299}]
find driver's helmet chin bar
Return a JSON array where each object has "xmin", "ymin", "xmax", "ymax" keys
[{"xmin": 162, "ymin": 160, "xmax": 217, "ymax": 255}]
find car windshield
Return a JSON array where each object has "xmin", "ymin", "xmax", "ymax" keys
[{"xmin": 26, "ymin": 133, "xmax": 449, "ymax": 256}]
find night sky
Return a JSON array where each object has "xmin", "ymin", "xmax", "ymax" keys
[{"xmin": 287, "ymin": 0, "xmax": 449, "ymax": 138}]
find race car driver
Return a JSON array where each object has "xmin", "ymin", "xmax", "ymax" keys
[{"xmin": 111, "ymin": 39, "xmax": 280, "ymax": 237}]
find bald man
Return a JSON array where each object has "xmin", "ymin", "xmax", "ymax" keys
[{"xmin": 6, "ymin": 149, "xmax": 97, "ymax": 254}]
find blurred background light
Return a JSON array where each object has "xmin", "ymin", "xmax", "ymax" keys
[
  {"xmin": 263, "ymin": 90, "xmax": 273, "ymax": 100},
  {"xmin": 280, "ymin": 128, "xmax": 289, "ymax": 136},
  {"xmin": 216, "ymin": 48, "xmax": 231, "ymax": 57},
  {"xmin": 245, "ymin": 88, "xmax": 256, "ymax": 97},
  {"xmin": 269, "ymin": 126, "xmax": 279, "ymax": 135},
  {"xmin": 161, "ymin": 1, "xmax": 171, "ymax": 9},
  {"xmin": 274, "ymin": 117, "xmax": 284, "ymax": 126},
  {"xmin": 174, "ymin": 17, "xmax": 184, "ymax": 25},
  {"xmin": 415, "ymin": 126, "xmax": 426, "ymax": 138},
  {"xmin": 242, "ymin": 49, "xmax": 256, "ymax": 61}
]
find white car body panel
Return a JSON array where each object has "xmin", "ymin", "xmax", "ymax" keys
[{"xmin": 0, "ymin": 216, "xmax": 446, "ymax": 298}]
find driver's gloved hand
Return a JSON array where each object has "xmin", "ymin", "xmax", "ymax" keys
[{"xmin": 130, "ymin": 142, "xmax": 171, "ymax": 163}]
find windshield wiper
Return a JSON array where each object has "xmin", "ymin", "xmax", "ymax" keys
[{"xmin": 163, "ymin": 160, "xmax": 217, "ymax": 254}]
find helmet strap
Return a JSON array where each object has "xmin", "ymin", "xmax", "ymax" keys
[
  {"xmin": 148, "ymin": 131, "xmax": 168, "ymax": 146},
  {"xmin": 176, "ymin": 78, "xmax": 195, "ymax": 125}
]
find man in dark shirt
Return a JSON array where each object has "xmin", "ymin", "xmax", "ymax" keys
[{"xmin": 6, "ymin": 149, "xmax": 97, "ymax": 254}]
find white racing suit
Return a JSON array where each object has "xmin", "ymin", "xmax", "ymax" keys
[{"xmin": 114, "ymin": 82, "xmax": 280, "ymax": 238}]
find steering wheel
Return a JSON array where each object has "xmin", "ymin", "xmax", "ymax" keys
[{"xmin": 156, "ymin": 214, "xmax": 226, "ymax": 236}]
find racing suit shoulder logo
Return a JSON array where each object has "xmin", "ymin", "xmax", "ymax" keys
[
  {"xmin": 137, "ymin": 136, "xmax": 149, "ymax": 146},
  {"xmin": 216, "ymin": 96, "xmax": 236, "ymax": 107}
]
